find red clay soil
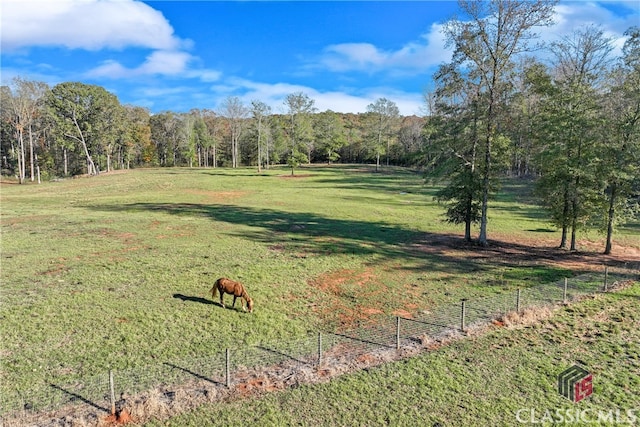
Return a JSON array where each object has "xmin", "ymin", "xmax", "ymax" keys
[
  {"xmin": 308, "ymin": 233, "xmax": 639, "ymax": 330},
  {"xmin": 102, "ymin": 409, "xmax": 133, "ymax": 425}
]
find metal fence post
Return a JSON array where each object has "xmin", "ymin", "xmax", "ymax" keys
[
  {"xmin": 317, "ymin": 332, "xmax": 322, "ymax": 366},
  {"xmin": 225, "ymin": 349, "xmax": 231, "ymax": 388},
  {"xmin": 460, "ymin": 299, "xmax": 467, "ymax": 332},
  {"xmin": 516, "ymin": 288, "xmax": 521, "ymax": 313},
  {"xmin": 396, "ymin": 317, "xmax": 401, "ymax": 350},
  {"xmin": 109, "ymin": 370, "xmax": 116, "ymax": 416},
  {"xmin": 563, "ymin": 278, "xmax": 568, "ymax": 303}
]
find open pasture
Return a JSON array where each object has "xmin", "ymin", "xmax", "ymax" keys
[{"xmin": 1, "ymin": 166, "xmax": 638, "ymax": 398}]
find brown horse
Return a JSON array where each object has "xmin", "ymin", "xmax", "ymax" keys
[{"xmin": 210, "ymin": 277, "xmax": 254, "ymax": 313}]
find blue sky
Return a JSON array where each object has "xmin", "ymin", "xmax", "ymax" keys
[{"xmin": 1, "ymin": 1, "xmax": 638, "ymax": 116}]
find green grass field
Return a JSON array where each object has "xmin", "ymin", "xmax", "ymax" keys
[
  {"xmin": 144, "ymin": 282, "xmax": 640, "ymax": 427},
  {"xmin": 1, "ymin": 165, "xmax": 638, "ymax": 419}
]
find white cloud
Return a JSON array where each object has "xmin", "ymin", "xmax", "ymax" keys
[
  {"xmin": 315, "ymin": 23, "xmax": 450, "ymax": 74},
  {"xmin": 209, "ymin": 77, "xmax": 423, "ymax": 116},
  {"xmin": 545, "ymin": 2, "xmax": 637, "ymax": 57},
  {"xmin": 87, "ymin": 50, "xmax": 223, "ymax": 81},
  {"xmin": 87, "ymin": 50, "xmax": 194, "ymax": 78},
  {"xmin": 1, "ymin": 0, "xmax": 186, "ymax": 52}
]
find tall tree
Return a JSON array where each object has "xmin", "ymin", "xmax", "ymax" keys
[
  {"xmin": 250, "ymin": 100, "xmax": 271, "ymax": 172},
  {"xmin": 314, "ymin": 110, "xmax": 347, "ymax": 164},
  {"xmin": 443, "ymin": 0, "xmax": 556, "ymax": 246},
  {"xmin": 47, "ymin": 82, "xmax": 123, "ymax": 176},
  {"xmin": 201, "ymin": 109, "xmax": 222, "ymax": 167},
  {"xmin": 598, "ymin": 27, "xmax": 640, "ymax": 254},
  {"xmin": 426, "ymin": 63, "xmax": 484, "ymax": 242},
  {"xmin": 220, "ymin": 96, "xmax": 248, "ymax": 168},
  {"xmin": 123, "ymin": 105, "xmax": 153, "ymax": 167},
  {"xmin": 150, "ymin": 112, "xmax": 183, "ymax": 167},
  {"xmin": 366, "ymin": 98, "xmax": 400, "ymax": 171},
  {"xmin": 533, "ymin": 27, "xmax": 613, "ymax": 250},
  {"xmin": 283, "ymin": 92, "xmax": 315, "ymax": 175},
  {"xmin": 1, "ymin": 78, "xmax": 49, "ymax": 183}
]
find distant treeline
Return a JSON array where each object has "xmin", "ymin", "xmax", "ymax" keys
[{"xmin": 2, "ymin": 5, "xmax": 638, "ymax": 253}]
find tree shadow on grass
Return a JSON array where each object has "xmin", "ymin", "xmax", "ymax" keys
[
  {"xmin": 93, "ymin": 203, "xmax": 631, "ymax": 286},
  {"xmin": 96, "ymin": 202, "xmax": 426, "ymax": 259}
]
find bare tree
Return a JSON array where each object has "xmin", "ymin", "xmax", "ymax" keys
[
  {"xmin": 220, "ymin": 96, "xmax": 248, "ymax": 168},
  {"xmin": 1, "ymin": 78, "xmax": 49, "ymax": 183},
  {"xmin": 366, "ymin": 98, "xmax": 400, "ymax": 170},
  {"xmin": 251, "ymin": 100, "xmax": 271, "ymax": 172}
]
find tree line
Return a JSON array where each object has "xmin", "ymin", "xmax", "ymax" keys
[
  {"xmin": 0, "ymin": 85, "xmax": 415, "ymax": 179},
  {"xmin": 1, "ymin": 0, "xmax": 638, "ymax": 254}
]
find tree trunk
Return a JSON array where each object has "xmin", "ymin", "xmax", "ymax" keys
[
  {"xmin": 478, "ymin": 85, "xmax": 496, "ymax": 247},
  {"xmin": 604, "ymin": 183, "xmax": 617, "ymax": 255},
  {"xmin": 257, "ymin": 127, "xmax": 262, "ymax": 173},
  {"xmin": 72, "ymin": 114, "xmax": 97, "ymax": 175},
  {"xmin": 28, "ymin": 124, "xmax": 35, "ymax": 182},
  {"xmin": 64, "ymin": 148, "xmax": 68, "ymax": 176},
  {"xmin": 559, "ymin": 187, "xmax": 570, "ymax": 249},
  {"xmin": 560, "ymin": 226, "xmax": 568, "ymax": 249},
  {"xmin": 464, "ymin": 220, "xmax": 472, "ymax": 242},
  {"xmin": 17, "ymin": 128, "xmax": 26, "ymax": 184}
]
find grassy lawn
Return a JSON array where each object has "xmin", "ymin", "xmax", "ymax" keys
[
  {"xmin": 1, "ymin": 165, "xmax": 637, "ymax": 416},
  {"xmin": 145, "ymin": 282, "xmax": 640, "ymax": 426}
]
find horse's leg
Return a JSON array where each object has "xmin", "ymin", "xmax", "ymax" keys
[
  {"xmin": 220, "ymin": 291, "xmax": 225, "ymax": 309},
  {"xmin": 232, "ymin": 295, "xmax": 238, "ymax": 308}
]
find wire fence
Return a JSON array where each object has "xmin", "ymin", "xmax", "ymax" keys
[{"xmin": 2, "ymin": 264, "xmax": 638, "ymax": 426}]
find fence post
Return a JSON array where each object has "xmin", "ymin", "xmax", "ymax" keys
[
  {"xmin": 516, "ymin": 288, "xmax": 521, "ymax": 313},
  {"xmin": 460, "ymin": 299, "xmax": 467, "ymax": 332},
  {"xmin": 604, "ymin": 266, "xmax": 609, "ymax": 292},
  {"xmin": 225, "ymin": 349, "xmax": 231, "ymax": 388},
  {"xmin": 109, "ymin": 370, "xmax": 116, "ymax": 416},
  {"xmin": 563, "ymin": 278, "xmax": 568, "ymax": 303},
  {"xmin": 396, "ymin": 317, "xmax": 401, "ymax": 350},
  {"xmin": 317, "ymin": 332, "xmax": 322, "ymax": 366}
]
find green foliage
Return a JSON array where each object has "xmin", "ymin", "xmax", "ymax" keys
[
  {"xmin": 314, "ymin": 110, "xmax": 347, "ymax": 164},
  {"xmin": 286, "ymin": 149, "xmax": 309, "ymax": 175},
  {"xmin": 46, "ymin": 82, "xmax": 125, "ymax": 175},
  {"xmin": 435, "ymin": 167, "xmax": 482, "ymax": 226}
]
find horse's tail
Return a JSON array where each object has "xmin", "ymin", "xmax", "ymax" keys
[{"xmin": 210, "ymin": 279, "xmax": 220, "ymax": 300}]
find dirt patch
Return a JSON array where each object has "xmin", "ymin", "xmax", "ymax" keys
[
  {"xmin": 307, "ymin": 234, "xmax": 638, "ymax": 330},
  {"xmin": 308, "ymin": 268, "xmax": 393, "ymax": 328},
  {"xmin": 392, "ymin": 309, "xmax": 413, "ymax": 319},
  {"xmin": 101, "ymin": 410, "xmax": 133, "ymax": 426}
]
